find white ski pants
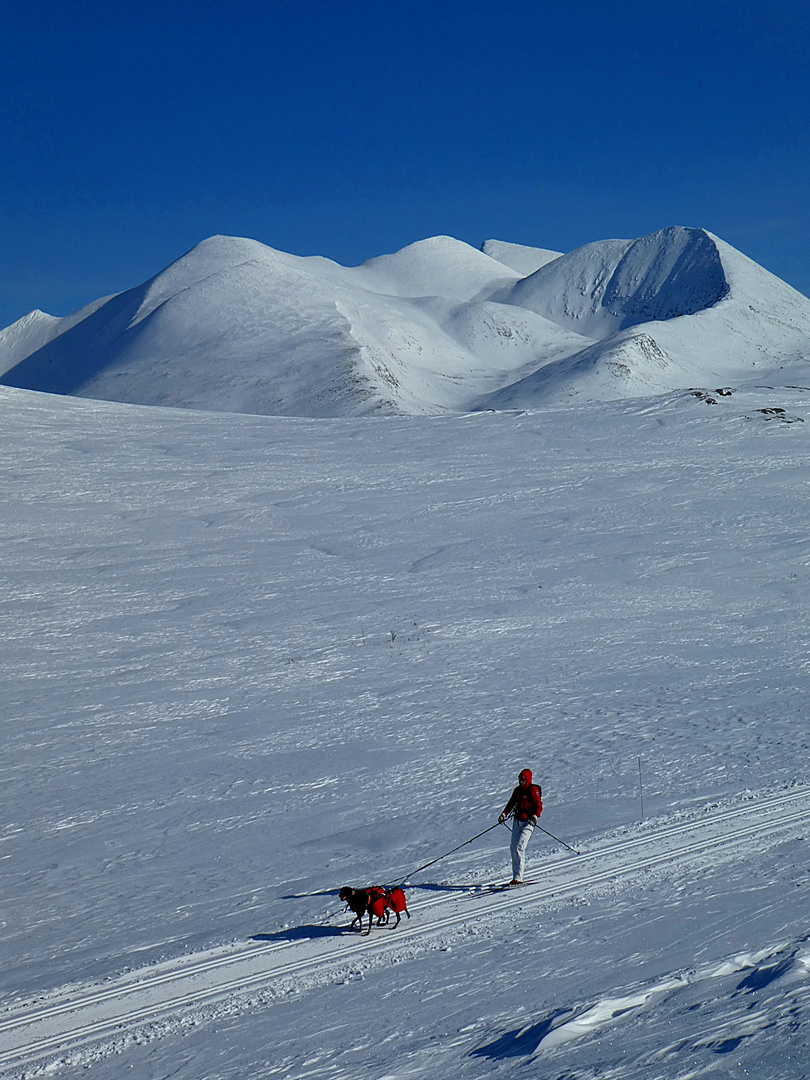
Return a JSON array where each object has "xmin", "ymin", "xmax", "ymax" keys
[{"xmin": 510, "ymin": 817, "xmax": 534, "ymax": 882}]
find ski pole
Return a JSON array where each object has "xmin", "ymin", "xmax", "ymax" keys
[
  {"xmin": 502, "ymin": 807, "xmax": 579, "ymax": 856},
  {"xmin": 392, "ymin": 822, "xmax": 503, "ymax": 886},
  {"xmin": 504, "ymin": 812, "xmax": 580, "ymax": 855},
  {"xmin": 535, "ymin": 823, "xmax": 580, "ymax": 855}
]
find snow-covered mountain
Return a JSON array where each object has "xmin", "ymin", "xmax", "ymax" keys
[{"xmin": 2, "ymin": 226, "xmax": 809, "ymax": 415}]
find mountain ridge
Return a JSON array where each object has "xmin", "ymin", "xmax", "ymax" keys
[{"xmin": 2, "ymin": 226, "xmax": 809, "ymax": 416}]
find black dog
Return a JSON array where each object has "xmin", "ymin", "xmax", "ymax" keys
[{"xmin": 339, "ymin": 886, "xmax": 373, "ymax": 934}]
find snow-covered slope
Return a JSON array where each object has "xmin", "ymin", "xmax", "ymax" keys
[
  {"xmin": 2, "ymin": 378, "xmax": 810, "ymax": 1079},
  {"xmin": 2, "ymin": 227, "xmax": 809, "ymax": 414},
  {"xmin": 499, "ymin": 226, "xmax": 730, "ymax": 338},
  {"xmin": 353, "ymin": 234, "xmax": 516, "ymax": 300},
  {"xmin": 0, "ymin": 236, "xmax": 530, "ymax": 416},
  {"xmin": 478, "ymin": 226, "xmax": 810, "ymax": 407},
  {"xmin": 0, "ymin": 310, "xmax": 61, "ymax": 376}
]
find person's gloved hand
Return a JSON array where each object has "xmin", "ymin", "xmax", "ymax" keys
[
  {"xmin": 498, "ymin": 813, "xmax": 506, "ymax": 824},
  {"xmin": 529, "ymin": 815, "xmax": 538, "ymax": 826}
]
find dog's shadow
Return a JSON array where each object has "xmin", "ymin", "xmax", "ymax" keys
[
  {"xmin": 252, "ymin": 924, "xmax": 346, "ymax": 942},
  {"xmin": 253, "ymin": 881, "xmax": 475, "ymax": 944},
  {"xmin": 278, "ymin": 883, "xmax": 469, "ymax": 905}
]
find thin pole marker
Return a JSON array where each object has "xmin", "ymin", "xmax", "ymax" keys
[{"xmin": 638, "ymin": 756, "xmax": 645, "ymax": 821}]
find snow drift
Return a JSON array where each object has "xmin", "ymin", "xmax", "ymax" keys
[{"xmin": 2, "ymin": 226, "xmax": 809, "ymax": 415}]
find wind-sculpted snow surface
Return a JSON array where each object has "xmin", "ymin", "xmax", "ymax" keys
[{"xmin": 1, "ymin": 226, "xmax": 809, "ymax": 414}]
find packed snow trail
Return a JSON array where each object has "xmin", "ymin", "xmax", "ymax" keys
[{"xmin": 2, "ymin": 787, "xmax": 808, "ymax": 1076}]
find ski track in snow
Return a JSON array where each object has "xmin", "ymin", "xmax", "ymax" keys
[{"xmin": 2, "ymin": 787, "xmax": 809, "ymax": 1075}]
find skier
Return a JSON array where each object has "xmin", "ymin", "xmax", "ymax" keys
[{"xmin": 498, "ymin": 768, "xmax": 542, "ymax": 884}]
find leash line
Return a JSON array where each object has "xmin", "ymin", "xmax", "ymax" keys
[
  {"xmin": 391, "ymin": 821, "xmax": 504, "ymax": 887},
  {"xmin": 333, "ymin": 815, "xmax": 579, "ymax": 917}
]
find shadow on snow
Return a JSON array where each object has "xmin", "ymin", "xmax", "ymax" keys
[
  {"xmin": 471, "ymin": 1010, "xmax": 572, "ymax": 1059},
  {"xmin": 252, "ymin": 924, "xmax": 346, "ymax": 942}
]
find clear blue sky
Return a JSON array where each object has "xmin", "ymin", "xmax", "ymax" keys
[{"xmin": 1, "ymin": 0, "xmax": 808, "ymax": 329}]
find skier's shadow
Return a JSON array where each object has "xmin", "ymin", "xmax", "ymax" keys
[
  {"xmin": 411, "ymin": 882, "xmax": 478, "ymax": 893},
  {"xmin": 252, "ymin": 924, "xmax": 345, "ymax": 942}
]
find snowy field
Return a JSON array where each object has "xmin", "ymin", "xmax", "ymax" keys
[{"xmin": 2, "ymin": 375, "xmax": 810, "ymax": 1078}]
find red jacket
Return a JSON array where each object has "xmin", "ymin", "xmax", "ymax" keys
[{"xmin": 503, "ymin": 768, "xmax": 543, "ymax": 821}]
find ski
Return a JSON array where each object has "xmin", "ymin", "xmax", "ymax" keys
[{"xmin": 470, "ymin": 879, "xmax": 534, "ymax": 893}]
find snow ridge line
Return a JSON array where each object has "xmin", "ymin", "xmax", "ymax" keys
[{"xmin": 1, "ymin": 789, "xmax": 809, "ymax": 1073}]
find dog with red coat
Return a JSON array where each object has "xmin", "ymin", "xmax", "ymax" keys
[{"xmin": 339, "ymin": 885, "xmax": 410, "ymax": 934}]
